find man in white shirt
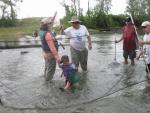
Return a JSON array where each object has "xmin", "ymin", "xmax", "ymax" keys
[{"xmin": 61, "ymin": 16, "xmax": 92, "ymax": 72}]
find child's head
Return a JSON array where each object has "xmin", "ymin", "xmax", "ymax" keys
[
  {"xmin": 141, "ymin": 21, "xmax": 150, "ymax": 33},
  {"xmin": 61, "ymin": 55, "xmax": 69, "ymax": 64}
]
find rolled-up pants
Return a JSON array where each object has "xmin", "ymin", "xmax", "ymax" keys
[
  {"xmin": 44, "ymin": 55, "xmax": 56, "ymax": 81},
  {"xmin": 70, "ymin": 46, "xmax": 88, "ymax": 71}
]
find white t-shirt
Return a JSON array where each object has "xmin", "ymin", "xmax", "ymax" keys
[
  {"xmin": 143, "ymin": 33, "xmax": 150, "ymax": 64},
  {"xmin": 64, "ymin": 25, "xmax": 89, "ymax": 51}
]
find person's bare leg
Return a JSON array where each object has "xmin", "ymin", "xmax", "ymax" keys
[
  {"xmin": 131, "ymin": 59, "xmax": 135, "ymax": 66},
  {"xmin": 64, "ymin": 81, "xmax": 71, "ymax": 90},
  {"xmin": 124, "ymin": 58, "xmax": 128, "ymax": 64}
]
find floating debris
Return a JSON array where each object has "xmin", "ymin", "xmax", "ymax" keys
[
  {"xmin": 20, "ymin": 51, "xmax": 29, "ymax": 55},
  {"xmin": 108, "ymin": 61, "xmax": 121, "ymax": 68}
]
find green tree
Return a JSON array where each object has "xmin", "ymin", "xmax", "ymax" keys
[
  {"xmin": 91, "ymin": 0, "xmax": 111, "ymax": 29},
  {"xmin": 0, "ymin": 4, "xmax": 8, "ymax": 19},
  {"xmin": 95, "ymin": 0, "xmax": 111, "ymax": 14},
  {"xmin": 0, "ymin": 0, "xmax": 23, "ymax": 20},
  {"xmin": 126, "ymin": 0, "xmax": 150, "ymax": 26},
  {"xmin": 145, "ymin": 0, "xmax": 150, "ymax": 17}
]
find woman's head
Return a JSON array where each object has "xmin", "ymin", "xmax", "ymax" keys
[
  {"xmin": 61, "ymin": 55, "xmax": 69, "ymax": 64},
  {"xmin": 40, "ymin": 24, "xmax": 49, "ymax": 31},
  {"xmin": 40, "ymin": 17, "xmax": 53, "ymax": 31},
  {"xmin": 40, "ymin": 23, "xmax": 53, "ymax": 31}
]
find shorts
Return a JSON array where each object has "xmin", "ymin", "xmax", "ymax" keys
[
  {"xmin": 65, "ymin": 72, "xmax": 80, "ymax": 85},
  {"xmin": 123, "ymin": 50, "xmax": 136, "ymax": 60}
]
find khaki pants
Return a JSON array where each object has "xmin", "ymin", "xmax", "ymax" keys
[
  {"xmin": 70, "ymin": 47, "xmax": 88, "ymax": 71},
  {"xmin": 44, "ymin": 55, "xmax": 56, "ymax": 81}
]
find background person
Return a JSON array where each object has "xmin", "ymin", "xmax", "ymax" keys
[
  {"xmin": 138, "ymin": 21, "xmax": 150, "ymax": 76},
  {"xmin": 115, "ymin": 17, "xmax": 138, "ymax": 66},
  {"xmin": 137, "ymin": 21, "xmax": 150, "ymax": 61}
]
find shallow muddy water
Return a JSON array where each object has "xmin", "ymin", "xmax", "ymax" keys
[{"xmin": 0, "ymin": 33, "xmax": 150, "ymax": 113}]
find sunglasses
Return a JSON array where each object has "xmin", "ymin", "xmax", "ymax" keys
[
  {"xmin": 72, "ymin": 22, "xmax": 80, "ymax": 24},
  {"xmin": 142, "ymin": 26, "xmax": 147, "ymax": 28}
]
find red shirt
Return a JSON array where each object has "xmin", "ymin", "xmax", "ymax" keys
[{"xmin": 122, "ymin": 24, "xmax": 137, "ymax": 50}]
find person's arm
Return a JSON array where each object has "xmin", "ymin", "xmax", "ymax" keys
[
  {"xmin": 46, "ymin": 33, "xmax": 60, "ymax": 63},
  {"xmin": 71, "ymin": 64, "xmax": 78, "ymax": 72},
  {"xmin": 115, "ymin": 36, "xmax": 123, "ymax": 43},
  {"xmin": 139, "ymin": 40, "xmax": 150, "ymax": 45},
  {"xmin": 87, "ymin": 35, "xmax": 92, "ymax": 50},
  {"xmin": 60, "ymin": 25, "xmax": 65, "ymax": 35},
  {"xmin": 115, "ymin": 27, "xmax": 124, "ymax": 43},
  {"xmin": 60, "ymin": 26, "xmax": 72, "ymax": 40},
  {"xmin": 84, "ymin": 26, "xmax": 92, "ymax": 50},
  {"xmin": 136, "ymin": 49, "xmax": 146, "ymax": 60}
]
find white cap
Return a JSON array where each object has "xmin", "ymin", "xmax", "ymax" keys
[
  {"xmin": 41, "ymin": 17, "xmax": 53, "ymax": 24},
  {"xmin": 141, "ymin": 21, "xmax": 150, "ymax": 27}
]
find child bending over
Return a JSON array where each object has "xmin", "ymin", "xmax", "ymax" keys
[{"xmin": 59, "ymin": 55, "xmax": 80, "ymax": 91}]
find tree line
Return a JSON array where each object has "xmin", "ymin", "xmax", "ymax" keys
[
  {"xmin": 0, "ymin": 0, "xmax": 22, "ymax": 27},
  {"xmin": 0, "ymin": 0, "xmax": 150, "ymax": 28},
  {"xmin": 61, "ymin": 0, "xmax": 150, "ymax": 30}
]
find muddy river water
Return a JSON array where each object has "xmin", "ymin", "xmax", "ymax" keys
[{"xmin": 0, "ymin": 33, "xmax": 150, "ymax": 113}]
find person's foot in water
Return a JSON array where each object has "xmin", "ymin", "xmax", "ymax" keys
[
  {"xmin": 59, "ymin": 87, "xmax": 65, "ymax": 92},
  {"xmin": 131, "ymin": 60, "xmax": 135, "ymax": 66},
  {"xmin": 124, "ymin": 59, "xmax": 128, "ymax": 65},
  {"xmin": 146, "ymin": 74, "xmax": 150, "ymax": 80},
  {"xmin": 0, "ymin": 99, "xmax": 3, "ymax": 105}
]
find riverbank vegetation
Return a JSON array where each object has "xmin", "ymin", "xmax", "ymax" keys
[
  {"xmin": 61, "ymin": 0, "xmax": 150, "ymax": 29},
  {"xmin": 0, "ymin": 0, "xmax": 150, "ymax": 40},
  {"xmin": 0, "ymin": 18, "xmax": 41, "ymax": 40}
]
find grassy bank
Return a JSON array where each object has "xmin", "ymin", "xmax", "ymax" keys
[
  {"xmin": 0, "ymin": 17, "xmax": 120, "ymax": 41},
  {"xmin": 0, "ymin": 17, "xmax": 41, "ymax": 40},
  {"xmin": 0, "ymin": 17, "xmax": 143, "ymax": 41}
]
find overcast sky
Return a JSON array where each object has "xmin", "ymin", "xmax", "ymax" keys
[{"xmin": 17, "ymin": 0, "xmax": 127, "ymax": 19}]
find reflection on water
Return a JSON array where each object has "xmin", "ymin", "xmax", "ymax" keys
[{"xmin": 0, "ymin": 33, "xmax": 150, "ymax": 113}]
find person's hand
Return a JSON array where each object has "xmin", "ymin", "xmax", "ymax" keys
[
  {"xmin": 43, "ymin": 52, "xmax": 50, "ymax": 59},
  {"xmin": 57, "ymin": 59, "xmax": 61, "ymax": 64},
  {"xmin": 115, "ymin": 40, "xmax": 118, "ymax": 43},
  {"xmin": 88, "ymin": 43, "xmax": 92, "ymax": 50},
  {"xmin": 60, "ymin": 25, "xmax": 64, "ymax": 33},
  {"xmin": 136, "ymin": 56, "xmax": 140, "ymax": 61},
  {"xmin": 60, "ymin": 25, "xmax": 65, "ymax": 35},
  {"xmin": 138, "ymin": 40, "xmax": 144, "ymax": 46}
]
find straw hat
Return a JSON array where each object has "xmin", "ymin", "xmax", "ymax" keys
[
  {"xmin": 41, "ymin": 17, "xmax": 53, "ymax": 24},
  {"xmin": 69, "ymin": 16, "xmax": 81, "ymax": 23}
]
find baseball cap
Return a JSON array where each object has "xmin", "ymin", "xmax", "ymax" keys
[{"xmin": 141, "ymin": 21, "xmax": 150, "ymax": 27}]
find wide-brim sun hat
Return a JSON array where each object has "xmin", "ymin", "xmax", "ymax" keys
[
  {"xmin": 41, "ymin": 17, "xmax": 53, "ymax": 25},
  {"xmin": 69, "ymin": 16, "xmax": 81, "ymax": 23},
  {"xmin": 141, "ymin": 21, "xmax": 150, "ymax": 27}
]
